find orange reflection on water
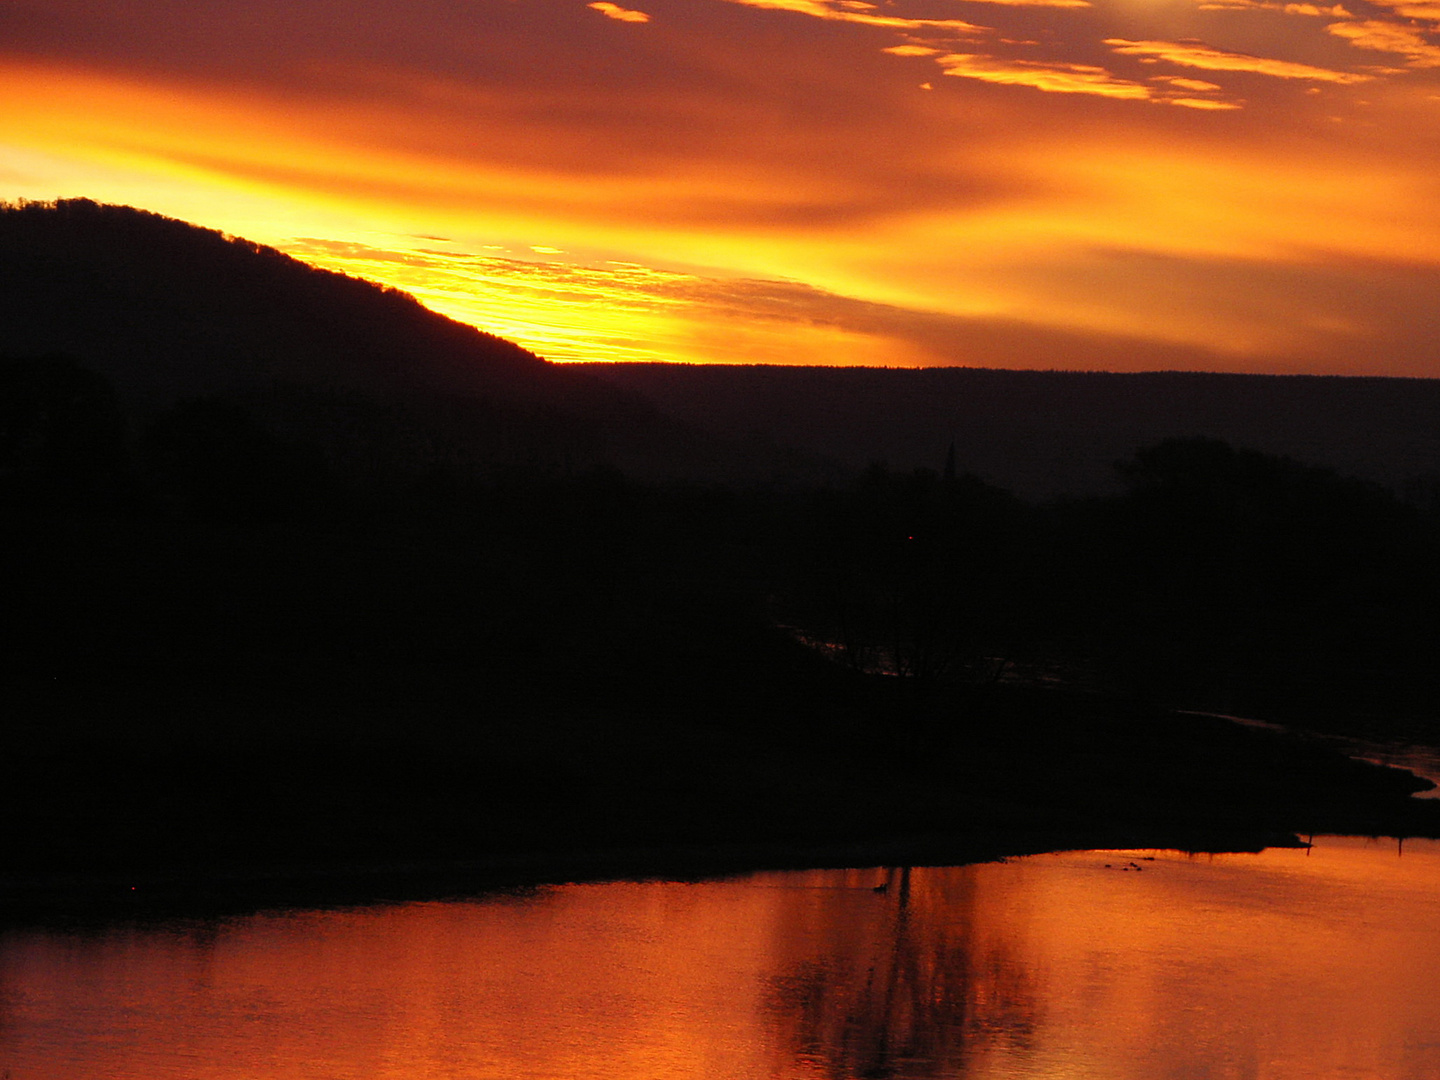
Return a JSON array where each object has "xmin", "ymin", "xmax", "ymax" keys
[
  {"xmin": 948, "ymin": 840, "xmax": 1440, "ymax": 1079},
  {"xmin": 2, "ymin": 838, "xmax": 1439, "ymax": 1079}
]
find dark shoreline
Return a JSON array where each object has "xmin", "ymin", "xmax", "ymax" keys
[
  {"xmin": 0, "ymin": 825, "xmax": 1313, "ymax": 927},
  {"xmin": 6, "ymin": 687, "xmax": 1440, "ymax": 927},
  {"xmin": 8, "ymin": 734, "xmax": 1437, "ymax": 927}
]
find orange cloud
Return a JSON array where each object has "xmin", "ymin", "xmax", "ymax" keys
[
  {"xmin": 883, "ymin": 45, "xmax": 943, "ymax": 56},
  {"xmin": 1166, "ymin": 96, "xmax": 1243, "ymax": 109},
  {"xmin": 1196, "ymin": 0, "xmax": 1352, "ymax": 14},
  {"xmin": 938, "ymin": 54, "xmax": 1153, "ymax": 98},
  {"xmin": 936, "ymin": 54, "xmax": 1238, "ymax": 106},
  {"xmin": 1151, "ymin": 76, "xmax": 1224, "ymax": 91},
  {"xmin": 1105, "ymin": 39, "xmax": 1371, "ymax": 82},
  {"xmin": 716, "ymin": 0, "xmax": 989, "ymax": 30},
  {"xmin": 950, "ymin": 0, "xmax": 1090, "ymax": 6},
  {"xmin": 1367, "ymin": 0, "xmax": 1440, "ymax": 20},
  {"xmin": 588, "ymin": 2, "xmax": 651, "ymax": 21},
  {"xmin": 0, "ymin": 55, "xmax": 1030, "ymax": 251},
  {"xmin": 1327, "ymin": 20, "xmax": 1440, "ymax": 65},
  {"xmin": 719, "ymin": 0, "xmax": 1089, "ymax": 34}
]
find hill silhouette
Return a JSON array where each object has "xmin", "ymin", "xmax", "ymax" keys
[
  {"xmin": 580, "ymin": 363, "xmax": 1440, "ymax": 502},
  {"xmin": 0, "ymin": 198, "xmax": 552, "ymax": 402},
  {"xmin": 0, "ymin": 199, "xmax": 763, "ymax": 483}
]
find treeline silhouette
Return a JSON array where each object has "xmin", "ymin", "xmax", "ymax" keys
[
  {"xmin": 13, "ymin": 347, "xmax": 1433, "ymax": 732},
  {"xmin": 777, "ymin": 440, "xmax": 1440, "ymax": 731},
  {"xmin": 584, "ymin": 362, "xmax": 1440, "ymax": 502},
  {"xmin": 3, "ymin": 351, "xmax": 1438, "ymax": 892}
]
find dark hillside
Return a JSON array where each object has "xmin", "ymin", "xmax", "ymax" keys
[
  {"xmin": 580, "ymin": 363, "xmax": 1440, "ymax": 500},
  {"xmin": 0, "ymin": 200, "xmax": 760, "ymax": 482},
  {"xmin": 0, "ymin": 199, "xmax": 547, "ymax": 403}
]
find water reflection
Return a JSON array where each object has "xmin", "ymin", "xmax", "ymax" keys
[
  {"xmin": 2, "ymin": 838, "xmax": 1439, "ymax": 1079},
  {"xmin": 765, "ymin": 867, "xmax": 1038, "ymax": 1079}
]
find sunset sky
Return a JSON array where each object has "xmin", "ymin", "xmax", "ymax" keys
[{"xmin": 3, "ymin": 0, "xmax": 1439, "ymax": 372}]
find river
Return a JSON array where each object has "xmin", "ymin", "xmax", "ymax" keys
[{"xmin": 2, "ymin": 835, "xmax": 1438, "ymax": 1079}]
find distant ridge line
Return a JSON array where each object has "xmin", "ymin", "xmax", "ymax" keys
[{"xmin": 579, "ymin": 361, "xmax": 1440, "ymax": 499}]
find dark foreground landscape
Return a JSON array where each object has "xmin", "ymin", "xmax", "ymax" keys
[{"xmin": 4, "ymin": 200, "xmax": 1440, "ymax": 919}]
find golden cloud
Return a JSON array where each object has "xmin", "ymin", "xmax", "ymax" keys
[
  {"xmin": 717, "ymin": 0, "xmax": 989, "ymax": 29},
  {"xmin": 1196, "ymin": 0, "xmax": 1352, "ymax": 14},
  {"xmin": 938, "ymin": 54, "xmax": 1153, "ymax": 98},
  {"xmin": 1167, "ymin": 96, "xmax": 1244, "ymax": 108},
  {"xmin": 1105, "ymin": 39, "xmax": 1371, "ymax": 82},
  {"xmin": 1327, "ymin": 20, "xmax": 1440, "ymax": 65},
  {"xmin": 884, "ymin": 45, "xmax": 943, "ymax": 56},
  {"xmin": 719, "ymin": 0, "xmax": 1087, "ymax": 33},
  {"xmin": 936, "ymin": 54, "xmax": 1237, "ymax": 106},
  {"xmin": 1366, "ymin": 0, "xmax": 1440, "ymax": 20},
  {"xmin": 1150, "ymin": 75, "xmax": 1224, "ymax": 91},
  {"xmin": 588, "ymin": 2, "xmax": 651, "ymax": 21}
]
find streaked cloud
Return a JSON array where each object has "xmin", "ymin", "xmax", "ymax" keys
[
  {"xmin": 937, "ymin": 54, "xmax": 1240, "ymax": 106},
  {"xmin": 1327, "ymin": 20, "xmax": 1440, "ymax": 65},
  {"xmin": 1196, "ymin": 0, "xmax": 1352, "ymax": 15},
  {"xmin": 283, "ymin": 236, "xmax": 1440, "ymax": 376},
  {"xmin": 716, "ymin": 0, "xmax": 988, "ymax": 30},
  {"xmin": 1165, "ymin": 96, "xmax": 1244, "ymax": 108},
  {"xmin": 883, "ymin": 45, "xmax": 943, "ymax": 56},
  {"xmin": 588, "ymin": 2, "xmax": 651, "ymax": 21},
  {"xmin": 277, "ymin": 236, "xmax": 1230, "ymax": 370},
  {"xmin": 1367, "ymin": 0, "xmax": 1440, "ymax": 20},
  {"xmin": 284, "ymin": 237, "xmax": 941, "ymax": 366},
  {"xmin": 1151, "ymin": 76, "xmax": 1224, "ymax": 91},
  {"xmin": 937, "ymin": 54, "xmax": 1154, "ymax": 98},
  {"xmin": 1105, "ymin": 38, "xmax": 1372, "ymax": 82}
]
